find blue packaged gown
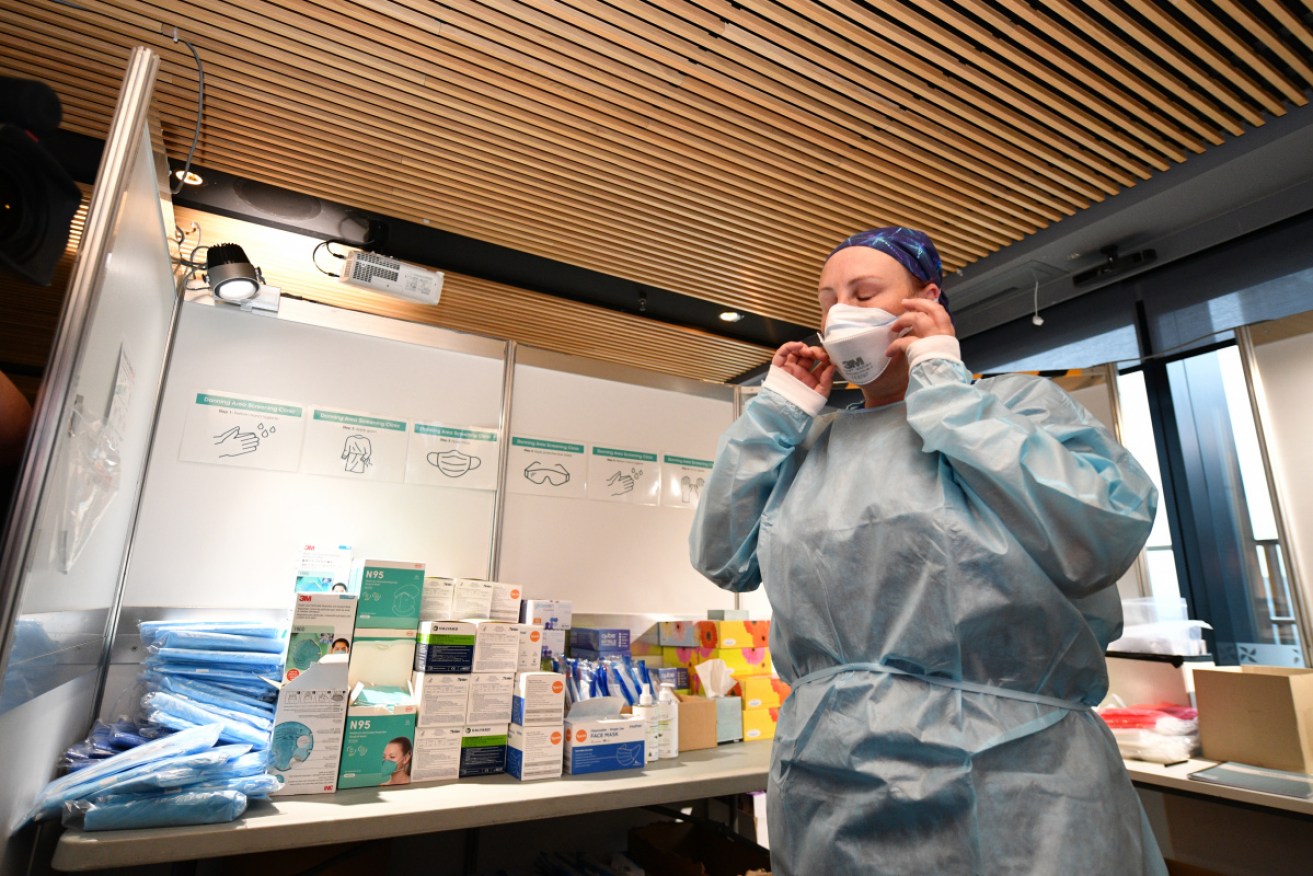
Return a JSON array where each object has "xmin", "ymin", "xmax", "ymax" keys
[{"xmin": 690, "ymin": 357, "xmax": 1166, "ymax": 875}]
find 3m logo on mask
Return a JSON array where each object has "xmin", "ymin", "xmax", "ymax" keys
[{"xmin": 842, "ymin": 356, "xmax": 866, "ymax": 372}]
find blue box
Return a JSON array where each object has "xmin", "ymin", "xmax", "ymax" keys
[
  {"xmin": 569, "ymin": 627, "xmax": 630, "ymax": 655},
  {"xmin": 564, "ymin": 715, "xmax": 645, "ymax": 775}
]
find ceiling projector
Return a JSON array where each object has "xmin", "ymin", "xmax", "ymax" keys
[{"xmin": 339, "ymin": 250, "xmax": 443, "ymax": 305}]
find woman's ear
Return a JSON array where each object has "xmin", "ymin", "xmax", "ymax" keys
[{"xmin": 920, "ymin": 283, "xmax": 941, "ymax": 303}]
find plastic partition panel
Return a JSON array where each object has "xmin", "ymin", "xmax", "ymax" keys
[
  {"xmin": 498, "ymin": 362, "xmax": 735, "ymax": 614},
  {"xmin": 119, "ymin": 300, "xmax": 506, "ymax": 610}
]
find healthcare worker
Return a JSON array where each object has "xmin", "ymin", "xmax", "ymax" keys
[{"xmin": 690, "ymin": 227, "xmax": 1165, "ymax": 874}]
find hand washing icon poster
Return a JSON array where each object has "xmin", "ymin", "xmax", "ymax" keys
[{"xmin": 405, "ymin": 423, "xmax": 499, "ymax": 490}]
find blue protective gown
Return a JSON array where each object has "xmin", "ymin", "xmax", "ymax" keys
[{"xmin": 690, "ymin": 357, "xmax": 1166, "ymax": 875}]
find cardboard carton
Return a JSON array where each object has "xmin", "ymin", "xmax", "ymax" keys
[
  {"xmin": 1193, "ymin": 666, "xmax": 1313, "ymax": 773},
  {"xmin": 675, "ymin": 692, "xmax": 717, "ymax": 752}
]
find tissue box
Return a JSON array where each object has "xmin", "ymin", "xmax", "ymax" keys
[
  {"xmin": 742, "ymin": 707, "xmax": 779, "ymax": 742},
  {"xmin": 733, "ymin": 675, "xmax": 791, "ymax": 710},
  {"xmin": 658, "ymin": 620, "xmax": 770, "ymax": 649},
  {"xmin": 707, "ymin": 609, "xmax": 749, "ymax": 621},
  {"xmin": 564, "ymin": 715, "xmax": 645, "ymax": 774},
  {"xmin": 350, "ymin": 559, "xmax": 425, "ymax": 629},
  {"xmin": 717, "ymin": 696, "xmax": 743, "ymax": 743},
  {"xmin": 1194, "ymin": 666, "xmax": 1313, "ymax": 773},
  {"xmin": 675, "ymin": 693, "xmax": 717, "ymax": 752}
]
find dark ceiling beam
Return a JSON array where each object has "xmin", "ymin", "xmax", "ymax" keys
[{"xmin": 46, "ymin": 130, "xmax": 812, "ymax": 361}]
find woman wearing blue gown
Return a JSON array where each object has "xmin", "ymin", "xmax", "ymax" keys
[{"xmin": 690, "ymin": 227, "xmax": 1166, "ymax": 875}]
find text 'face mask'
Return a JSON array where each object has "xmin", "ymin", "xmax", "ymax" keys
[{"xmin": 821, "ymin": 304, "xmax": 902, "ymax": 385}]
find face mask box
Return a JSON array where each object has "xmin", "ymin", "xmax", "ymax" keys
[
  {"xmin": 293, "ymin": 543, "xmax": 353, "ymax": 593},
  {"xmin": 564, "ymin": 715, "xmax": 646, "ymax": 775},
  {"xmin": 453, "ymin": 579, "xmax": 493, "ymax": 620},
  {"xmin": 488, "ymin": 580, "xmax": 524, "ymax": 623},
  {"xmin": 469, "ymin": 620, "xmax": 522, "ymax": 674},
  {"xmin": 520, "ymin": 599, "xmax": 572, "ymax": 630},
  {"xmin": 460, "ymin": 724, "xmax": 509, "ymax": 777},
  {"xmin": 411, "ymin": 671, "xmax": 471, "ymax": 727},
  {"xmin": 410, "ymin": 725, "xmax": 462, "ymax": 784},
  {"xmin": 347, "ymin": 631, "xmax": 418, "ymax": 690},
  {"xmin": 466, "ymin": 672, "xmax": 515, "ymax": 724},
  {"xmin": 512, "ymin": 672, "xmax": 566, "ymax": 726},
  {"xmin": 415, "ymin": 621, "xmax": 476, "ymax": 674},
  {"xmin": 540, "ymin": 629, "xmax": 567, "ymax": 662},
  {"xmin": 420, "ymin": 576, "xmax": 457, "ymax": 622},
  {"xmin": 569, "ymin": 627, "xmax": 630, "ymax": 658},
  {"xmin": 507, "ymin": 722, "xmax": 564, "ymax": 781},
  {"xmin": 517, "ymin": 625, "xmax": 545, "ymax": 672},
  {"xmin": 350, "ymin": 559, "xmax": 425, "ymax": 630},
  {"xmin": 338, "ymin": 704, "xmax": 418, "ymax": 789},
  {"xmin": 270, "ymin": 654, "xmax": 350, "ymax": 796},
  {"xmin": 283, "ymin": 592, "xmax": 358, "ymax": 683}
]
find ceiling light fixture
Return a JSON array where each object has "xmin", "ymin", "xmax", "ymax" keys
[
  {"xmin": 205, "ymin": 242, "xmax": 262, "ymax": 302},
  {"xmin": 719, "ymin": 311, "xmax": 744, "ymax": 322}
]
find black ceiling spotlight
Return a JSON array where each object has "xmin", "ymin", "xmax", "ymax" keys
[
  {"xmin": 1072, "ymin": 244, "xmax": 1157, "ymax": 287},
  {"xmin": 205, "ymin": 243, "xmax": 262, "ymax": 302},
  {"xmin": 0, "ymin": 76, "xmax": 82, "ymax": 286}
]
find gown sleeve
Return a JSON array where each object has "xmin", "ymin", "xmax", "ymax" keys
[
  {"xmin": 904, "ymin": 358, "xmax": 1158, "ymax": 598},
  {"xmin": 689, "ymin": 388, "xmax": 814, "ymax": 593}
]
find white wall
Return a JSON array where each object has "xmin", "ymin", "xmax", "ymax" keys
[{"xmin": 1251, "ymin": 328, "xmax": 1313, "ymax": 656}]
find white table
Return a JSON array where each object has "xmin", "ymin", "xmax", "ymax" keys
[
  {"xmin": 52, "ymin": 747, "xmax": 1313, "ymax": 872},
  {"xmin": 51, "ymin": 742, "xmax": 774, "ymax": 871}
]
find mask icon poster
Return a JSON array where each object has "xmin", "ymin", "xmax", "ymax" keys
[
  {"xmin": 302, "ymin": 407, "xmax": 408, "ymax": 481},
  {"xmin": 179, "ymin": 390, "xmax": 305, "ymax": 472},
  {"xmin": 588, "ymin": 446, "xmax": 660, "ymax": 505},
  {"xmin": 508, "ymin": 435, "xmax": 587, "ymax": 498},
  {"xmin": 660, "ymin": 454, "xmax": 713, "ymax": 509},
  {"xmin": 405, "ymin": 423, "xmax": 499, "ymax": 491}
]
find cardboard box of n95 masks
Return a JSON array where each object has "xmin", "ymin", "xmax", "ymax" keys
[
  {"xmin": 351, "ymin": 559, "xmax": 425, "ymax": 629},
  {"xmin": 465, "ymin": 672, "xmax": 514, "ymax": 724},
  {"xmin": 460, "ymin": 724, "xmax": 508, "ymax": 777},
  {"xmin": 270, "ymin": 654, "xmax": 350, "ymax": 795},
  {"xmin": 338, "ymin": 703, "xmax": 418, "ymax": 789},
  {"xmin": 283, "ymin": 592, "xmax": 358, "ymax": 683},
  {"xmin": 420, "ymin": 576, "xmax": 457, "ymax": 622},
  {"xmin": 411, "ymin": 671, "xmax": 471, "ymax": 727},
  {"xmin": 411, "ymin": 725, "xmax": 462, "ymax": 783}
]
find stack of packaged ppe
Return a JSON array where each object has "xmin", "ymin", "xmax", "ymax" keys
[
  {"xmin": 1097, "ymin": 702, "xmax": 1200, "ymax": 765},
  {"xmin": 26, "ymin": 619, "xmax": 287, "ymax": 831}
]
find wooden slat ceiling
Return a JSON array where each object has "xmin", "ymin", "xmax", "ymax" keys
[{"xmin": 3, "ymin": 1, "xmax": 1313, "ymax": 383}]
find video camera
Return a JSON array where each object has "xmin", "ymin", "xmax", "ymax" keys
[{"xmin": 0, "ymin": 76, "xmax": 81, "ymax": 286}]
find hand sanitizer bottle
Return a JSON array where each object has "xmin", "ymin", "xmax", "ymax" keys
[
  {"xmin": 634, "ymin": 684, "xmax": 659, "ymax": 763},
  {"xmin": 657, "ymin": 682, "xmax": 680, "ymax": 759}
]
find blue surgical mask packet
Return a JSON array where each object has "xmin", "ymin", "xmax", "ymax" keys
[
  {"xmin": 63, "ymin": 789, "xmax": 249, "ymax": 831},
  {"xmin": 148, "ymin": 629, "xmax": 289, "ymax": 654}
]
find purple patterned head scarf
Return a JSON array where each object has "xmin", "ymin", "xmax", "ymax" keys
[{"xmin": 828, "ymin": 226, "xmax": 952, "ymax": 321}]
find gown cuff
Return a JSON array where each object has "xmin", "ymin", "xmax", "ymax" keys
[
  {"xmin": 762, "ymin": 365, "xmax": 828, "ymax": 417},
  {"xmin": 907, "ymin": 335, "xmax": 962, "ymax": 371}
]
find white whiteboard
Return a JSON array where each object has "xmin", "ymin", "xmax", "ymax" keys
[
  {"xmin": 498, "ymin": 357, "xmax": 736, "ymax": 614},
  {"xmin": 121, "ymin": 300, "xmax": 506, "ymax": 610}
]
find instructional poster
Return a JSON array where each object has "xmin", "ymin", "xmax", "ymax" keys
[
  {"xmin": 661, "ymin": 454, "xmax": 714, "ymax": 509},
  {"xmin": 406, "ymin": 423, "xmax": 500, "ymax": 491},
  {"xmin": 302, "ymin": 407, "xmax": 408, "ymax": 481},
  {"xmin": 507, "ymin": 435, "xmax": 587, "ymax": 498},
  {"xmin": 179, "ymin": 390, "xmax": 305, "ymax": 471},
  {"xmin": 587, "ymin": 446, "xmax": 660, "ymax": 505}
]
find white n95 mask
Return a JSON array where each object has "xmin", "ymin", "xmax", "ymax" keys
[{"xmin": 821, "ymin": 304, "xmax": 902, "ymax": 385}]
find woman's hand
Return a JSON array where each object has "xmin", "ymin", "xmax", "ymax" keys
[
  {"xmin": 886, "ymin": 297, "xmax": 955, "ymax": 360},
  {"xmin": 772, "ymin": 340, "xmax": 835, "ymax": 397}
]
